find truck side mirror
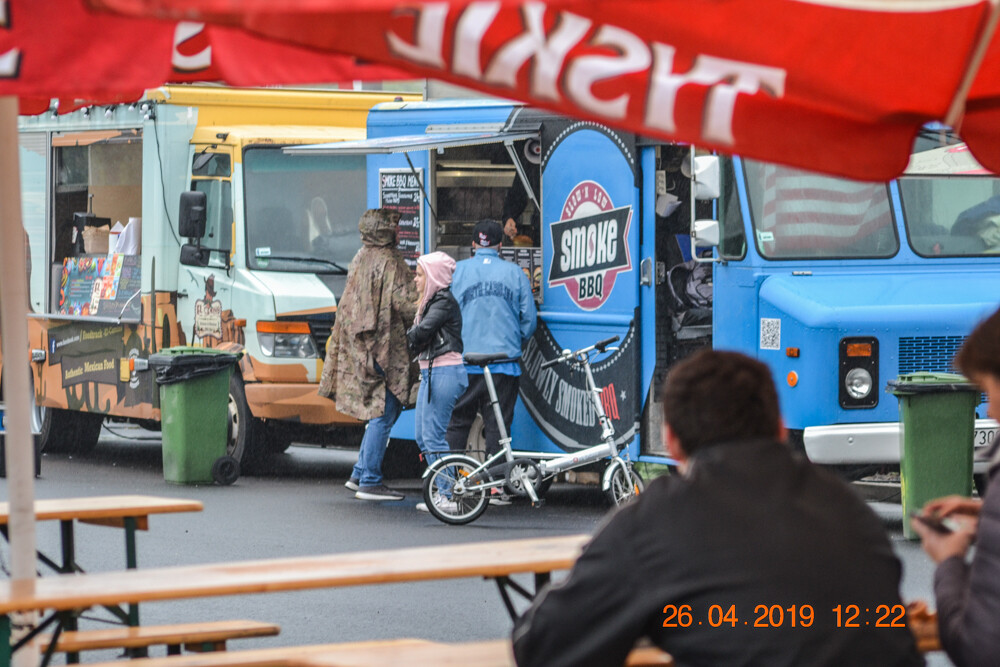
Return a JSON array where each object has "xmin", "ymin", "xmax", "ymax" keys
[
  {"xmin": 691, "ymin": 156, "xmax": 720, "ymax": 200},
  {"xmin": 692, "ymin": 219, "xmax": 720, "ymax": 247},
  {"xmin": 179, "ymin": 243, "xmax": 210, "ymax": 267},
  {"xmin": 179, "ymin": 191, "xmax": 207, "ymax": 238}
]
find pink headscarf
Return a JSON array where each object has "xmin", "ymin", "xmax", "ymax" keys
[{"xmin": 414, "ymin": 251, "xmax": 456, "ymax": 324}]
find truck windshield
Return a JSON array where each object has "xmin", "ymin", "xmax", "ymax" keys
[
  {"xmin": 899, "ymin": 142, "xmax": 1000, "ymax": 257},
  {"xmin": 244, "ymin": 147, "xmax": 367, "ymax": 272},
  {"xmin": 743, "ymin": 159, "xmax": 898, "ymax": 259}
]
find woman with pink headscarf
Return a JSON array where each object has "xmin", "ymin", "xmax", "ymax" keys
[{"xmin": 406, "ymin": 252, "xmax": 467, "ymax": 513}]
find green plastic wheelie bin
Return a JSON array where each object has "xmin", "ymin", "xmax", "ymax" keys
[
  {"xmin": 887, "ymin": 372, "xmax": 980, "ymax": 539},
  {"xmin": 148, "ymin": 347, "xmax": 241, "ymax": 485}
]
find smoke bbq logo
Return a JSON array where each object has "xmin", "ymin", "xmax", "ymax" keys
[{"xmin": 548, "ymin": 181, "xmax": 632, "ymax": 310}]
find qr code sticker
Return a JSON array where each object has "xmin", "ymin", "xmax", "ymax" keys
[{"xmin": 760, "ymin": 318, "xmax": 781, "ymax": 350}]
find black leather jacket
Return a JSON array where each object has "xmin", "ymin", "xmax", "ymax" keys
[{"xmin": 406, "ymin": 289, "xmax": 463, "ymax": 362}]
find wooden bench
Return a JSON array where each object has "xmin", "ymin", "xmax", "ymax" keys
[
  {"xmin": 75, "ymin": 638, "xmax": 674, "ymax": 667},
  {"xmin": 35, "ymin": 620, "xmax": 280, "ymax": 656}
]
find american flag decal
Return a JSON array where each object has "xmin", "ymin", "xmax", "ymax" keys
[{"xmin": 752, "ymin": 161, "xmax": 892, "ymax": 256}]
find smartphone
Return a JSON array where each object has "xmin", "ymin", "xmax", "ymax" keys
[{"xmin": 910, "ymin": 511, "xmax": 961, "ymax": 534}]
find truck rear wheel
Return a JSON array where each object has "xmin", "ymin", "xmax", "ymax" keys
[
  {"xmin": 38, "ymin": 407, "xmax": 103, "ymax": 455},
  {"xmin": 464, "ymin": 414, "xmax": 487, "ymax": 462},
  {"xmin": 228, "ymin": 376, "xmax": 265, "ymax": 468}
]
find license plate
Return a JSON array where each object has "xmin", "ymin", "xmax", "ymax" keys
[{"xmin": 974, "ymin": 427, "xmax": 997, "ymax": 449}]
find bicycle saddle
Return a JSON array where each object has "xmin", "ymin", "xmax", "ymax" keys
[{"xmin": 463, "ymin": 353, "xmax": 519, "ymax": 366}]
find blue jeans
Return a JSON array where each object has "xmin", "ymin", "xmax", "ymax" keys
[
  {"xmin": 415, "ymin": 364, "xmax": 468, "ymax": 468},
  {"xmin": 353, "ymin": 385, "xmax": 403, "ymax": 487}
]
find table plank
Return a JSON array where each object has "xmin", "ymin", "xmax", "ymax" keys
[
  {"xmin": 81, "ymin": 639, "xmax": 438, "ymax": 667},
  {"xmin": 0, "ymin": 495, "xmax": 203, "ymax": 524},
  {"xmin": 77, "ymin": 639, "xmax": 672, "ymax": 667},
  {"xmin": 0, "ymin": 535, "xmax": 589, "ymax": 614},
  {"xmin": 299, "ymin": 639, "xmax": 673, "ymax": 667}
]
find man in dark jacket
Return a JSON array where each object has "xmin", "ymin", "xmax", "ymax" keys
[{"xmin": 512, "ymin": 349, "xmax": 923, "ymax": 667}]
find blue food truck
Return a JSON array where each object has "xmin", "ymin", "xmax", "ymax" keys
[{"xmin": 294, "ymin": 101, "xmax": 999, "ymax": 481}]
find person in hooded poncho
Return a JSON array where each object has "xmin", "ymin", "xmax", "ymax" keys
[
  {"xmin": 319, "ymin": 209, "xmax": 418, "ymax": 502},
  {"xmin": 405, "ymin": 252, "xmax": 466, "ymax": 513}
]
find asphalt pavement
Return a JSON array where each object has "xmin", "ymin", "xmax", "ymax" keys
[{"xmin": 0, "ymin": 424, "xmax": 952, "ymax": 665}]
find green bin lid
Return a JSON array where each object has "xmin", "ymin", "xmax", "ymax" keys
[{"xmin": 886, "ymin": 371, "xmax": 978, "ymax": 395}]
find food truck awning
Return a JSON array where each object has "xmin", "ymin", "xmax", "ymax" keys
[{"xmin": 284, "ymin": 131, "xmax": 538, "ymax": 155}]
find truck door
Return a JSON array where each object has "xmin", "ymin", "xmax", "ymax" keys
[
  {"xmin": 516, "ymin": 121, "xmax": 643, "ymax": 454},
  {"xmin": 177, "ymin": 147, "xmax": 236, "ymax": 347}
]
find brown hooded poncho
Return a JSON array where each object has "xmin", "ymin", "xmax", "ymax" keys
[{"xmin": 318, "ymin": 209, "xmax": 418, "ymax": 420}]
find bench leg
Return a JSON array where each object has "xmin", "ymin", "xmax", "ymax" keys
[
  {"xmin": 58, "ymin": 521, "xmax": 80, "ymax": 665},
  {"xmin": 0, "ymin": 615, "xmax": 11, "ymax": 667},
  {"xmin": 123, "ymin": 517, "xmax": 147, "ymax": 659}
]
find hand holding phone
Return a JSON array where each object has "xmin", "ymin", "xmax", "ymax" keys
[{"xmin": 910, "ymin": 511, "xmax": 962, "ymax": 534}]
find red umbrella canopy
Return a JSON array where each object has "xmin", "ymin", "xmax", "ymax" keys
[
  {"xmin": 84, "ymin": 0, "xmax": 1000, "ymax": 180},
  {"xmin": 0, "ymin": 0, "xmax": 408, "ymax": 113}
]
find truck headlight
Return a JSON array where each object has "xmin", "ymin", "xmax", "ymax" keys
[
  {"xmin": 839, "ymin": 336, "xmax": 878, "ymax": 409},
  {"xmin": 844, "ymin": 368, "xmax": 873, "ymax": 399},
  {"xmin": 259, "ymin": 332, "xmax": 318, "ymax": 358},
  {"xmin": 257, "ymin": 321, "xmax": 319, "ymax": 358}
]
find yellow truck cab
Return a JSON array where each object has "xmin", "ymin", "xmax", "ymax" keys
[{"xmin": 12, "ymin": 85, "xmax": 420, "ymax": 466}]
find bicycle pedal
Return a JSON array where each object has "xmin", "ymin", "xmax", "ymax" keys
[{"xmin": 531, "ymin": 499, "xmax": 546, "ymax": 509}]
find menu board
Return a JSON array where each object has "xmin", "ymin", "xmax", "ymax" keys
[
  {"xmin": 500, "ymin": 246, "xmax": 544, "ymax": 301},
  {"xmin": 379, "ymin": 168, "xmax": 424, "ymax": 269},
  {"xmin": 58, "ymin": 253, "xmax": 141, "ymax": 321}
]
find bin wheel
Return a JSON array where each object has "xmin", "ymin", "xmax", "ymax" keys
[{"xmin": 211, "ymin": 455, "xmax": 240, "ymax": 485}]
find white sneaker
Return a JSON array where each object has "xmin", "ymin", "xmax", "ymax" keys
[
  {"xmin": 489, "ymin": 491, "xmax": 513, "ymax": 506},
  {"xmin": 435, "ymin": 497, "xmax": 459, "ymax": 513},
  {"xmin": 417, "ymin": 495, "xmax": 458, "ymax": 513}
]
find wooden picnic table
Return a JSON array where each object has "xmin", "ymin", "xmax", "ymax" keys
[
  {"xmin": 0, "ymin": 533, "xmax": 586, "ymax": 613},
  {"xmin": 0, "ymin": 534, "xmax": 587, "ymax": 667},
  {"xmin": 0, "ymin": 495, "xmax": 203, "ymax": 661},
  {"xmin": 0, "ymin": 494, "xmax": 204, "ymax": 574}
]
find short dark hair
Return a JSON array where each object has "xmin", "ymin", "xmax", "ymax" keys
[
  {"xmin": 661, "ymin": 349, "xmax": 782, "ymax": 454},
  {"xmin": 955, "ymin": 307, "xmax": 1000, "ymax": 381}
]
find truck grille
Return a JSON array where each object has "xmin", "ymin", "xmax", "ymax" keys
[
  {"xmin": 309, "ymin": 318, "xmax": 334, "ymax": 355},
  {"xmin": 898, "ymin": 335, "xmax": 966, "ymax": 375}
]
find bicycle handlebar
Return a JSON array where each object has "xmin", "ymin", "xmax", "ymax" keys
[
  {"xmin": 540, "ymin": 335, "xmax": 621, "ymax": 369},
  {"xmin": 594, "ymin": 336, "xmax": 620, "ymax": 352}
]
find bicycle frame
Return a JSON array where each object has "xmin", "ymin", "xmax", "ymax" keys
[{"xmin": 469, "ymin": 340, "xmax": 631, "ymax": 504}]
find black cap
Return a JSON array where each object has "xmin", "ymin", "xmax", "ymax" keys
[{"xmin": 473, "ymin": 219, "xmax": 504, "ymax": 247}]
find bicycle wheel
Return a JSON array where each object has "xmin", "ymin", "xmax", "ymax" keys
[
  {"xmin": 605, "ymin": 462, "xmax": 644, "ymax": 506},
  {"xmin": 422, "ymin": 454, "xmax": 490, "ymax": 525}
]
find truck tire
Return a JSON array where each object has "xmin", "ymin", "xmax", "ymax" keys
[
  {"xmin": 263, "ymin": 428, "xmax": 293, "ymax": 455},
  {"xmin": 38, "ymin": 407, "xmax": 103, "ymax": 455},
  {"xmin": 464, "ymin": 414, "xmax": 487, "ymax": 462},
  {"xmin": 228, "ymin": 376, "xmax": 265, "ymax": 468},
  {"xmin": 0, "ymin": 385, "xmax": 47, "ymax": 465}
]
